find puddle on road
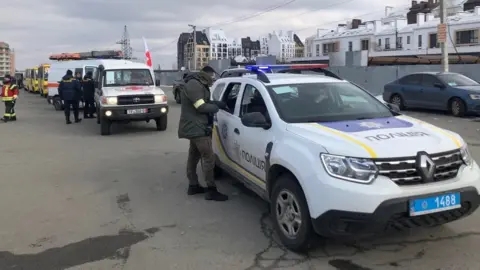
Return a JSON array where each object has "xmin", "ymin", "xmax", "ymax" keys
[{"xmin": 0, "ymin": 227, "xmax": 159, "ymax": 270}]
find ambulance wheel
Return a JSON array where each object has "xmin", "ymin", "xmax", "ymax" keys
[
  {"xmin": 155, "ymin": 115, "xmax": 167, "ymax": 131},
  {"xmin": 100, "ymin": 117, "xmax": 111, "ymax": 136},
  {"xmin": 53, "ymin": 98, "xmax": 63, "ymax": 111}
]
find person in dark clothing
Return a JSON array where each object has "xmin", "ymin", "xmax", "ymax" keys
[
  {"xmin": 58, "ymin": 70, "xmax": 82, "ymax": 124},
  {"xmin": 178, "ymin": 65, "xmax": 228, "ymax": 201},
  {"xmin": 82, "ymin": 72, "xmax": 95, "ymax": 118}
]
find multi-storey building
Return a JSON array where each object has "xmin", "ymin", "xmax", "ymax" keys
[
  {"xmin": 291, "ymin": 0, "xmax": 480, "ymax": 64},
  {"xmin": 241, "ymin": 37, "xmax": 261, "ymax": 60},
  {"xmin": 204, "ymin": 28, "xmax": 229, "ymax": 60},
  {"xmin": 293, "ymin": 34, "xmax": 305, "ymax": 58},
  {"xmin": 0, "ymin": 42, "xmax": 14, "ymax": 75},
  {"xmin": 179, "ymin": 31, "xmax": 210, "ymax": 70},
  {"xmin": 261, "ymin": 30, "xmax": 297, "ymax": 62},
  {"xmin": 227, "ymin": 38, "xmax": 242, "ymax": 59}
]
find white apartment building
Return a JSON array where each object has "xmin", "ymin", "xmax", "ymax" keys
[
  {"xmin": 293, "ymin": 1, "xmax": 480, "ymax": 63},
  {"xmin": 227, "ymin": 38, "xmax": 242, "ymax": 59},
  {"xmin": 204, "ymin": 28, "xmax": 229, "ymax": 60},
  {"xmin": 260, "ymin": 30, "xmax": 296, "ymax": 61}
]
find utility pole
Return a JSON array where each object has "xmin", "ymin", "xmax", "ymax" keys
[
  {"xmin": 440, "ymin": 0, "xmax": 449, "ymax": 71},
  {"xmin": 188, "ymin": 24, "xmax": 197, "ymax": 70}
]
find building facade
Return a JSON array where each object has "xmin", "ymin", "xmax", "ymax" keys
[
  {"xmin": 178, "ymin": 31, "xmax": 210, "ymax": 70},
  {"xmin": 261, "ymin": 30, "xmax": 296, "ymax": 62},
  {"xmin": 291, "ymin": 1, "xmax": 480, "ymax": 64},
  {"xmin": 228, "ymin": 38, "xmax": 242, "ymax": 60},
  {"xmin": 205, "ymin": 28, "xmax": 229, "ymax": 60},
  {"xmin": 0, "ymin": 42, "xmax": 14, "ymax": 75}
]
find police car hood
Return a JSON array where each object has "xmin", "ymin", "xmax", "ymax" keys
[
  {"xmin": 286, "ymin": 115, "xmax": 464, "ymax": 158},
  {"xmin": 102, "ymin": 85, "xmax": 165, "ymax": 96}
]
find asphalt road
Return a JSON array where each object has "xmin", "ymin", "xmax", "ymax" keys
[{"xmin": 1, "ymin": 87, "xmax": 480, "ymax": 270}]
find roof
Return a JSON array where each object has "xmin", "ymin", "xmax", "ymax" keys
[
  {"xmin": 99, "ymin": 60, "xmax": 149, "ymax": 70},
  {"xmin": 242, "ymin": 73, "xmax": 343, "ymax": 85},
  {"xmin": 293, "ymin": 34, "xmax": 304, "ymax": 47}
]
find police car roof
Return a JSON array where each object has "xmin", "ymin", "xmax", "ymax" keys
[
  {"xmin": 98, "ymin": 60, "xmax": 150, "ymax": 70},
  {"xmin": 242, "ymin": 73, "xmax": 344, "ymax": 85}
]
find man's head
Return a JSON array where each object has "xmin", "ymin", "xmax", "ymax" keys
[
  {"xmin": 3, "ymin": 74, "xmax": 11, "ymax": 84},
  {"xmin": 66, "ymin": 70, "xmax": 73, "ymax": 76},
  {"xmin": 199, "ymin": 66, "xmax": 216, "ymax": 86},
  {"xmin": 86, "ymin": 71, "xmax": 93, "ymax": 78},
  {"xmin": 75, "ymin": 72, "xmax": 82, "ymax": 78},
  {"xmin": 200, "ymin": 65, "xmax": 216, "ymax": 77}
]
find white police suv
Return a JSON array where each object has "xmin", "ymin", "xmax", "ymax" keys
[{"xmin": 210, "ymin": 65, "xmax": 480, "ymax": 251}]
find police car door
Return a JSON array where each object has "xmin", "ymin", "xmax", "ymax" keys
[
  {"xmin": 236, "ymin": 83, "xmax": 272, "ymax": 183},
  {"xmin": 214, "ymin": 81, "xmax": 244, "ymax": 167}
]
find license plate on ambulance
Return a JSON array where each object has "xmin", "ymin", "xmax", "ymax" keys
[
  {"xmin": 126, "ymin": 108, "xmax": 147, "ymax": 114},
  {"xmin": 409, "ymin": 193, "xmax": 461, "ymax": 216}
]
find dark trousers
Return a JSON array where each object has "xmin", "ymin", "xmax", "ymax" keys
[
  {"xmin": 3, "ymin": 101, "xmax": 16, "ymax": 121},
  {"xmin": 186, "ymin": 136, "xmax": 216, "ymax": 187},
  {"xmin": 83, "ymin": 99, "xmax": 95, "ymax": 117},
  {"xmin": 64, "ymin": 100, "xmax": 79, "ymax": 121}
]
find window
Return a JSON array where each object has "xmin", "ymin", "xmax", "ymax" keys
[
  {"xmin": 85, "ymin": 66, "xmax": 98, "ymax": 79},
  {"xmin": 315, "ymin": 44, "xmax": 320, "ymax": 56},
  {"xmin": 437, "ymin": 73, "xmax": 479, "ymax": 87},
  {"xmin": 240, "ymin": 84, "xmax": 268, "ymax": 117},
  {"xmin": 407, "ymin": 36, "xmax": 411, "ymax": 44},
  {"xmin": 361, "ymin": 39, "xmax": 369, "ymax": 50},
  {"xmin": 429, "ymin": 33, "xmax": 438, "ymax": 48},
  {"xmin": 103, "ymin": 69, "xmax": 153, "ymax": 86},
  {"xmin": 396, "ymin": 37, "xmax": 402, "ymax": 49},
  {"xmin": 267, "ymin": 82, "xmax": 392, "ymax": 123},
  {"xmin": 456, "ymin": 30, "xmax": 479, "ymax": 45},
  {"xmin": 212, "ymin": 83, "xmax": 226, "ymax": 101},
  {"xmin": 421, "ymin": 74, "xmax": 441, "ymax": 87},
  {"xmin": 221, "ymin": 82, "xmax": 242, "ymax": 112},
  {"xmin": 399, "ymin": 74, "xmax": 422, "ymax": 85},
  {"xmin": 322, "ymin": 42, "xmax": 336, "ymax": 54},
  {"xmin": 377, "ymin": 39, "xmax": 381, "ymax": 47},
  {"xmin": 348, "ymin": 41, "xmax": 352, "ymax": 51},
  {"xmin": 385, "ymin": 38, "xmax": 390, "ymax": 49},
  {"xmin": 418, "ymin": 35, "xmax": 422, "ymax": 48}
]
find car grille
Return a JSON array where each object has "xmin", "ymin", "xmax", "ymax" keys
[
  {"xmin": 117, "ymin": 95, "xmax": 154, "ymax": 105},
  {"xmin": 374, "ymin": 149, "xmax": 463, "ymax": 186},
  {"xmin": 386, "ymin": 201, "xmax": 472, "ymax": 231}
]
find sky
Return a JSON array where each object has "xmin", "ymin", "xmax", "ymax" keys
[{"xmin": 2, "ymin": 0, "xmax": 409, "ymax": 70}]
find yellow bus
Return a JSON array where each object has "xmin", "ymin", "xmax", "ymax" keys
[
  {"xmin": 38, "ymin": 64, "xmax": 50, "ymax": 97},
  {"xmin": 32, "ymin": 67, "xmax": 39, "ymax": 93},
  {"xmin": 25, "ymin": 68, "xmax": 31, "ymax": 92}
]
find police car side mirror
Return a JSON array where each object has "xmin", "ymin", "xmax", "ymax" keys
[
  {"xmin": 241, "ymin": 112, "xmax": 271, "ymax": 129},
  {"xmin": 386, "ymin": 103, "xmax": 400, "ymax": 113}
]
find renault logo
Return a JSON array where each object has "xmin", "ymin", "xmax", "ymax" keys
[
  {"xmin": 133, "ymin": 97, "xmax": 140, "ymax": 103},
  {"xmin": 415, "ymin": 151, "xmax": 436, "ymax": 182}
]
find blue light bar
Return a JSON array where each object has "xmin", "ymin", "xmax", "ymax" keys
[{"xmin": 245, "ymin": 64, "xmax": 329, "ymax": 70}]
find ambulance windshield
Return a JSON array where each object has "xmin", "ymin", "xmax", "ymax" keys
[{"xmin": 104, "ymin": 69, "xmax": 153, "ymax": 86}]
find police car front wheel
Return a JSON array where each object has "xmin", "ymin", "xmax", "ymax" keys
[{"xmin": 270, "ymin": 173, "xmax": 314, "ymax": 252}]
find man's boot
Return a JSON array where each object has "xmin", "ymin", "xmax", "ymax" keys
[
  {"xmin": 75, "ymin": 118, "xmax": 82, "ymax": 123},
  {"xmin": 205, "ymin": 187, "xmax": 228, "ymax": 201},
  {"xmin": 187, "ymin": 185, "xmax": 206, "ymax": 195}
]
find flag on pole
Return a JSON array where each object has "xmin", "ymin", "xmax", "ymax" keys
[{"xmin": 143, "ymin": 37, "xmax": 152, "ymax": 68}]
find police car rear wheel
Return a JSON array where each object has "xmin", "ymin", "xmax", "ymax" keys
[
  {"xmin": 271, "ymin": 173, "xmax": 313, "ymax": 252},
  {"xmin": 155, "ymin": 115, "xmax": 167, "ymax": 131},
  {"xmin": 174, "ymin": 90, "xmax": 181, "ymax": 104}
]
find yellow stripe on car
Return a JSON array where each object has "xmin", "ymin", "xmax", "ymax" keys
[
  {"xmin": 398, "ymin": 115, "xmax": 462, "ymax": 148},
  {"xmin": 309, "ymin": 123, "xmax": 378, "ymax": 158},
  {"xmin": 193, "ymin": 99, "xmax": 205, "ymax": 109},
  {"xmin": 212, "ymin": 127, "xmax": 266, "ymax": 189}
]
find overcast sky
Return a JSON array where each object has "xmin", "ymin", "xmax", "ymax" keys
[{"xmin": 2, "ymin": 0, "xmax": 408, "ymax": 70}]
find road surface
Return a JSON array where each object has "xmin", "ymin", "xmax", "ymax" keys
[{"xmin": 1, "ymin": 87, "xmax": 480, "ymax": 270}]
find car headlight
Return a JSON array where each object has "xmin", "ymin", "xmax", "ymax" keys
[
  {"xmin": 460, "ymin": 145, "xmax": 472, "ymax": 166},
  {"xmin": 154, "ymin": 94, "xmax": 167, "ymax": 103},
  {"xmin": 320, "ymin": 153, "xmax": 378, "ymax": 184},
  {"xmin": 101, "ymin": 96, "xmax": 117, "ymax": 105},
  {"xmin": 469, "ymin": 94, "xmax": 480, "ymax": 100}
]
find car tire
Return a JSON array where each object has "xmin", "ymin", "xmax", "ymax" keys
[
  {"xmin": 53, "ymin": 97, "xmax": 63, "ymax": 111},
  {"xmin": 389, "ymin": 94, "xmax": 405, "ymax": 110},
  {"xmin": 174, "ymin": 89, "xmax": 181, "ymax": 104},
  {"xmin": 155, "ymin": 115, "xmax": 168, "ymax": 131},
  {"xmin": 270, "ymin": 173, "xmax": 314, "ymax": 252},
  {"xmin": 100, "ymin": 117, "xmax": 111, "ymax": 136},
  {"xmin": 450, "ymin": 97, "xmax": 466, "ymax": 117}
]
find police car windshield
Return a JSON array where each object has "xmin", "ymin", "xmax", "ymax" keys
[
  {"xmin": 267, "ymin": 82, "xmax": 393, "ymax": 123},
  {"xmin": 104, "ymin": 69, "xmax": 153, "ymax": 86}
]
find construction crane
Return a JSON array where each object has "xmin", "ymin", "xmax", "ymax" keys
[{"xmin": 117, "ymin": 25, "xmax": 133, "ymax": 59}]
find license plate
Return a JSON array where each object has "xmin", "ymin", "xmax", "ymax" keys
[
  {"xmin": 126, "ymin": 108, "xmax": 147, "ymax": 114},
  {"xmin": 409, "ymin": 193, "xmax": 461, "ymax": 216}
]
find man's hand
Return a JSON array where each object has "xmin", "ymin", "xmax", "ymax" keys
[
  {"xmin": 212, "ymin": 100, "xmax": 227, "ymax": 110},
  {"xmin": 13, "ymin": 95, "xmax": 17, "ymax": 99}
]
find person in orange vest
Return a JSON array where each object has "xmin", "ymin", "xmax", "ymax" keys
[{"xmin": 1, "ymin": 74, "xmax": 19, "ymax": 122}]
